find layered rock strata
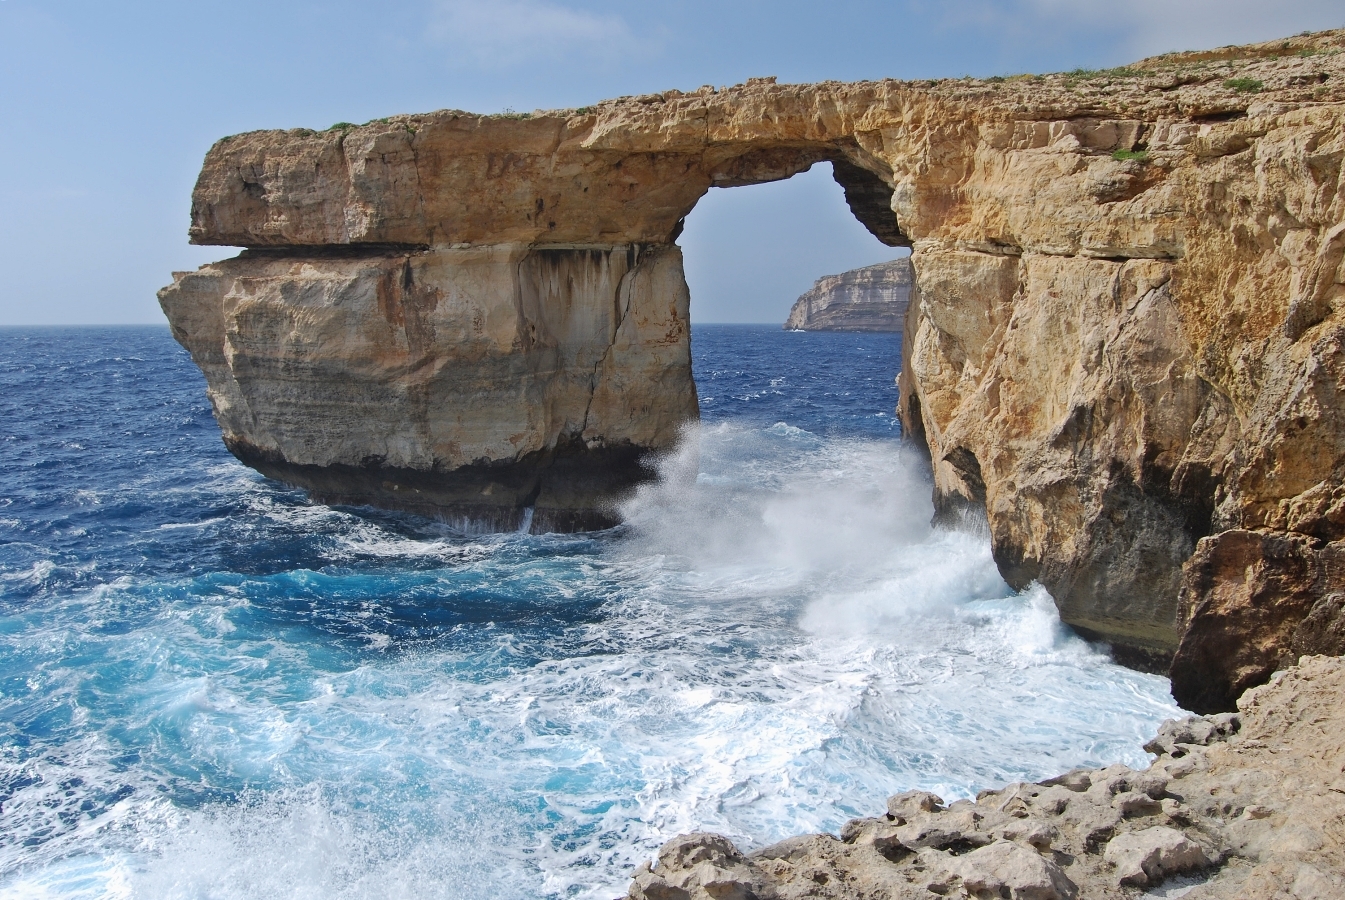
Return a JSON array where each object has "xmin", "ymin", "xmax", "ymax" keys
[
  {"xmin": 162, "ymin": 243, "xmax": 694, "ymax": 530},
  {"xmin": 784, "ymin": 258, "xmax": 912, "ymax": 331},
  {"xmin": 628, "ymin": 655, "xmax": 1345, "ymax": 900},
  {"xmin": 164, "ymin": 30, "xmax": 1345, "ymax": 699}
]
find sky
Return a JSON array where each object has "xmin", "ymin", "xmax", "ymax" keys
[{"xmin": 0, "ymin": 1, "xmax": 1341, "ymax": 326}]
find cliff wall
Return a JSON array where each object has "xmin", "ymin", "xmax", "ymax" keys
[
  {"xmin": 784, "ymin": 258, "xmax": 911, "ymax": 331},
  {"xmin": 163, "ymin": 29, "xmax": 1345, "ymax": 704},
  {"xmin": 162, "ymin": 243, "xmax": 694, "ymax": 531}
]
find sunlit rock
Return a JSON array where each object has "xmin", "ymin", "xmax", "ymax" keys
[{"xmin": 163, "ymin": 28, "xmax": 1345, "ymax": 681}]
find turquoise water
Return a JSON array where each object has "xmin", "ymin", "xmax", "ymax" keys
[{"xmin": 0, "ymin": 325, "xmax": 1180, "ymax": 899}]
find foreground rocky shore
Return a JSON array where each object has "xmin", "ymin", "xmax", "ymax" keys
[{"xmin": 628, "ymin": 655, "xmax": 1345, "ymax": 899}]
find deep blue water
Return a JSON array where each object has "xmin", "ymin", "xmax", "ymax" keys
[
  {"xmin": 0, "ymin": 325, "xmax": 1178, "ymax": 899},
  {"xmin": 690, "ymin": 325, "xmax": 902, "ymax": 438}
]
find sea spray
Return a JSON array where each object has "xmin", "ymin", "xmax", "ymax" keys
[{"xmin": 0, "ymin": 327, "xmax": 1180, "ymax": 900}]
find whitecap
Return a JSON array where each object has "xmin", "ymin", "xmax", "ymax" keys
[{"xmin": 0, "ymin": 421, "xmax": 1180, "ymax": 900}]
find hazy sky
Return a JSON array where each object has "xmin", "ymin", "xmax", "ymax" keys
[{"xmin": 1, "ymin": 1, "xmax": 1340, "ymax": 326}]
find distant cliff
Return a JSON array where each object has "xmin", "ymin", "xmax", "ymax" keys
[{"xmin": 784, "ymin": 259, "xmax": 911, "ymax": 331}]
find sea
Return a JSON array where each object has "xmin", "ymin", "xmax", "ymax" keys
[{"xmin": 0, "ymin": 324, "xmax": 1181, "ymax": 899}]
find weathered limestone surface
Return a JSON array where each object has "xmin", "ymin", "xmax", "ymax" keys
[
  {"xmin": 627, "ymin": 655, "xmax": 1345, "ymax": 900},
  {"xmin": 164, "ymin": 30, "xmax": 1345, "ymax": 699},
  {"xmin": 1170, "ymin": 530, "xmax": 1345, "ymax": 712},
  {"xmin": 784, "ymin": 258, "xmax": 911, "ymax": 331},
  {"xmin": 163, "ymin": 243, "xmax": 694, "ymax": 530}
]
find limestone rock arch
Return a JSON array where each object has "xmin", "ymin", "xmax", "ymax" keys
[
  {"xmin": 162, "ymin": 34, "xmax": 1345, "ymax": 702},
  {"xmin": 164, "ymin": 84, "xmax": 911, "ymax": 536}
]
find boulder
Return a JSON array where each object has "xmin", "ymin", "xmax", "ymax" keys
[
  {"xmin": 953, "ymin": 841, "xmax": 1078, "ymax": 900},
  {"xmin": 1104, "ymin": 826, "xmax": 1209, "ymax": 887},
  {"xmin": 628, "ymin": 833, "xmax": 775, "ymax": 900}
]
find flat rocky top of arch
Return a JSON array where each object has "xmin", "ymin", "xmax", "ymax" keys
[
  {"xmin": 187, "ymin": 30, "xmax": 1344, "ymax": 252},
  {"xmin": 163, "ymin": 28, "xmax": 1345, "ymax": 708}
]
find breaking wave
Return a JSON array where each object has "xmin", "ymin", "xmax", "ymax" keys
[{"xmin": 0, "ymin": 327, "xmax": 1179, "ymax": 899}]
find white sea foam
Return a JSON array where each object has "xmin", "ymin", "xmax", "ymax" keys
[
  {"xmin": 0, "ymin": 423, "xmax": 1181, "ymax": 900},
  {"xmin": 0, "ymin": 559, "xmax": 57, "ymax": 586}
]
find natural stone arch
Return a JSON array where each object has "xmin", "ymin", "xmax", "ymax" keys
[
  {"xmin": 165, "ymin": 97, "xmax": 914, "ymax": 534},
  {"xmin": 162, "ymin": 41, "xmax": 1345, "ymax": 704}
]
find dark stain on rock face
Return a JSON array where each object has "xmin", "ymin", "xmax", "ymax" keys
[
  {"xmin": 224, "ymin": 434, "xmax": 652, "ymax": 534},
  {"xmin": 829, "ymin": 157, "xmax": 910, "ymax": 248},
  {"xmin": 943, "ymin": 446, "xmax": 987, "ymax": 505},
  {"xmin": 375, "ymin": 257, "xmax": 439, "ymax": 360}
]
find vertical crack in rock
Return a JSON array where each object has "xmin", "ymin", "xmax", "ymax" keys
[{"xmin": 580, "ymin": 245, "xmax": 637, "ymax": 444}]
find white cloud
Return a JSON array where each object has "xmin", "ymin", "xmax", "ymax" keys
[{"xmin": 428, "ymin": 0, "xmax": 648, "ymax": 67}]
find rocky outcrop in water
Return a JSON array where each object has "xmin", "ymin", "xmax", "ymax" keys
[
  {"xmin": 163, "ymin": 30, "xmax": 1345, "ymax": 696},
  {"xmin": 162, "ymin": 244, "xmax": 694, "ymax": 531},
  {"xmin": 627, "ymin": 655, "xmax": 1345, "ymax": 900},
  {"xmin": 784, "ymin": 258, "xmax": 911, "ymax": 331}
]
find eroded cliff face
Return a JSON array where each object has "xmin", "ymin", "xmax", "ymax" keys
[
  {"xmin": 888, "ymin": 39, "xmax": 1345, "ymax": 700},
  {"xmin": 784, "ymin": 258, "xmax": 911, "ymax": 331},
  {"xmin": 164, "ymin": 30, "xmax": 1345, "ymax": 703},
  {"xmin": 162, "ymin": 243, "xmax": 695, "ymax": 531}
]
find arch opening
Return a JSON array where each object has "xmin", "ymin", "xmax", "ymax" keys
[
  {"xmin": 677, "ymin": 160, "xmax": 911, "ymax": 325},
  {"xmin": 670, "ymin": 160, "xmax": 912, "ymax": 447},
  {"xmin": 691, "ymin": 144, "xmax": 911, "ymax": 252}
]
